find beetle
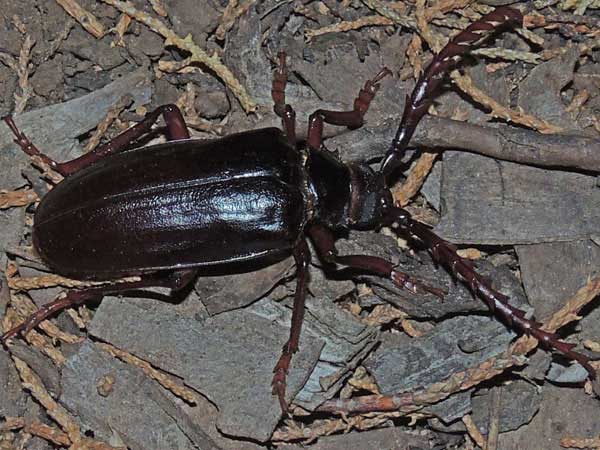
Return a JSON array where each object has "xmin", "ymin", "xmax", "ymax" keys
[{"xmin": 1, "ymin": 6, "xmax": 595, "ymax": 412}]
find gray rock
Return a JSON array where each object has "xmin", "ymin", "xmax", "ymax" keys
[
  {"xmin": 60, "ymin": 341, "xmax": 218, "ymax": 450},
  {"xmin": 89, "ymin": 296, "xmax": 323, "ymax": 442}
]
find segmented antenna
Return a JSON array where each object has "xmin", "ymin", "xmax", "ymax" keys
[
  {"xmin": 380, "ymin": 7, "xmax": 523, "ymax": 180},
  {"xmin": 392, "ymin": 208, "xmax": 596, "ymax": 379}
]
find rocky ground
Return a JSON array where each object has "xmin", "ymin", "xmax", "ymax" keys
[{"xmin": 0, "ymin": 0, "xmax": 599, "ymax": 449}]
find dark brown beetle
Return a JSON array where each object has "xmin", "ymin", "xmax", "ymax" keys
[{"xmin": 1, "ymin": 6, "xmax": 594, "ymax": 412}]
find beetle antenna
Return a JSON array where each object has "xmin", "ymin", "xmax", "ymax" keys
[
  {"xmin": 389, "ymin": 207, "xmax": 597, "ymax": 379},
  {"xmin": 379, "ymin": 7, "xmax": 523, "ymax": 182}
]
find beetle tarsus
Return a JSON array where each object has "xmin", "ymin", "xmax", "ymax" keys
[
  {"xmin": 271, "ymin": 239, "xmax": 310, "ymax": 411},
  {"xmin": 271, "ymin": 50, "xmax": 297, "ymax": 144},
  {"xmin": 306, "ymin": 66, "xmax": 392, "ymax": 151}
]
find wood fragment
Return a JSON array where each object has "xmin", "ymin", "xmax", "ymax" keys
[
  {"xmin": 55, "ymin": 0, "xmax": 106, "ymax": 38},
  {"xmin": 8, "ymin": 274, "xmax": 140, "ymax": 291},
  {"xmin": 175, "ymin": 83, "xmax": 224, "ymax": 134},
  {"xmin": 391, "ymin": 151, "xmax": 438, "ymax": 207},
  {"xmin": 112, "ymin": 13, "xmax": 132, "ymax": 47},
  {"xmin": 424, "ymin": 0, "xmax": 473, "ymax": 21},
  {"xmin": 0, "ymin": 189, "xmax": 39, "ymax": 209},
  {"xmin": 560, "ymin": 434, "xmax": 600, "ymax": 449},
  {"xmin": 97, "ymin": 342, "xmax": 199, "ymax": 404},
  {"xmin": 583, "ymin": 340, "xmax": 600, "ymax": 352},
  {"xmin": 101, "ymin": 0, "xmax": 256, "ymax": 112},
  {"xmin": 485, "ymin": 386, "xmax": 502, "ymax": 450},
  {"xmin": 14, "ymin": 34, "xmax": 35, "ymax": 114},
  {"xmin": 361, "ymin": 304, "xmax": 406, "ymax": 326},
  {"xmin": 305, "ymin": 15, "xmax": 393, "ymax": 40},
  {"xmin": 565, "ymin": 89, "xmax": 589, "ymax": 113},
  {"xmin": 406, "ymin": 34, "xmax": 423, "ymax": 80},
  {"xmin": 215, "ymin": 0, "xmax": 257, "ymax": 40},
  {"xmin": 462, "ymin": 414, "xmax": 486, "ymax": 449},
  {"xmin": 147, "ymin": 0, "xmax": 167, "ymax": 17}
]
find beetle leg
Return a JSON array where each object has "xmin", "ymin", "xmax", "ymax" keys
[
  {"xmin": 2, "ymin": 104, "xmax": 190, "ymax": 177},
  {"xmin": 271, "ymin": 51, "xmax": 297, "ymax": 145},
  {"xmin": 0, "ymin": 270, "xmax": 197, "ymax": 344},
  {"xmin": 272, "ymin": 239, "xmax": 310, "ymax": 412},
  {"xmin": 308, "ymin": 223, "xmax": 444, "ymax": 298},
  {"xmin": 306, "ymin": 67, "xmax": 392, "ymax": 151}
]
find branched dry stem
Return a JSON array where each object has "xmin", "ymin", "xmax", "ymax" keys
[
  {"xmin": 315, "ymin": 276, "xmax": 600, "ymax": 415},
  {"xmin": 306, "ymin": 15, "xmax": 394, "ymax": 40},
  {"xmin": 12, "ymin": 357, "xmax": 124, "ymax": 450},
  {"xmin": 1, "ymin": 417, "xmax": 70, "ymax": 446},
  {"xmin": 101, "ymin": 0, "xmax": 256, "ymax": 112},
  {"xmin": 55, "ymin": 0, "xmax": 106, "ymax": 38},
  {"xmin": 14, "ymin": 34, "xmax": 35, "ymax": 114},
  {"xmin": 560, "ymin": 434, "xmax": 600, "ymax": 449},
  {"xmin": 215, "ymin": 0, "xmax": 257, "ymax": 40},
  {"xmin": 391, "ymin": 151, "xmax": 438, "ymax": 207},
  {"xmin": 84, "ymin": 95, "xmax": 133, "ymax": 153},
  {"xmin": 148, "ymin": 0, "xmax": 167, "ymax": 17},
  {"xmin": 97, "ymin": 342, "xmax": 199, "ymax": 404},
  {"xmin": 462, "ymin": 414, "xmax": 486, "ymax": 449},
  {"xmin": 8, "ymin": 274, "xmax": 140, "ymax": 291}
]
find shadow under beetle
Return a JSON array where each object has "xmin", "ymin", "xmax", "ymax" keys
[{"xmin": 1, "ymin": 6, "xmax": 595, "ymax": 412}]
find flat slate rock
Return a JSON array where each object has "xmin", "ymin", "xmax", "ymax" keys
[
  {"xmin": 516, "ymin": 240, "xmax": 600, "ymax": 320},
  {"xmin": 0, "ymin": 350, "xmax": 27, "ymax": 418},
  {"xmin": 0, "ymin": 69, "xmax": 151, "ymax": 190},
  {"xmin": 496, "ymin": 384, "xmax": 600, "ymax": 450},
  {"xmin": 61, "ymin": 341, "xmax": 218, "ymax": 450},
  {"xmin": 195, "ymin": 256, "xmax": 295, "ymax": 316},
  {"xmin": 249, "ymin": 293, "xmax": 377, "ymax": 410},
  {"xmin": 435, "ymin": 151, "xmax": 600, "ymax": 244},
  {"xmin": 89, "ymin": 296, "xmax": 323, "ymax": 442},
  {"xmin": 365, "ymin": 314, "xmax": 517, "ymax": 395},
  {"xmin": 471, "ymin": 381, "xmax": 541, "ymax": 434}
]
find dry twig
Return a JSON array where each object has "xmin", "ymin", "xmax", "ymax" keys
[
  {"xmin": 83, "ymin": 95, "xmax": 133, "ymax": 153},
  {"xmin": 316, "ymin": 276, "xmax": 600, "ymax": 414},
  {"xmin": 306, "ymin": 15, "xmax": 393, "ymax": 40},
  {"xmin": 216, "ymin": 0, "xmax": 257, "ymax": 40},
  {"xmin": 1, "ymin": 417, "xmax": 70, "ymax": 446},
  {"xmin": 391, "ymin": 151, "xmax": 438, "ymax": 207},
  {"xmin": 462, "ymin": 414, "xmax": 486, "ymax": 449},
  {"xmin": 54, "ymin": 0, "xmax": 106, "ymax": 38},
  {"xmin": 560, "ymin": 434, "xmax": 600, "ymax": 449},
  {"xmin": 97, "ymin": 342, "xmax": 199, "ymax": 404},
  {"xmin": 14, "ymin": 34, "xmax": 35, "ymax": 114},
  {"xmin": 12, "ymin": 357, "xmax": 123, "ymax": 449},
  {"xmin": 101, "ymin": 0, "xmax": 256, "ymax": 112},
  {"xmin": 8, "ymin": 274, "xmax": 140, "ymax": 291}
]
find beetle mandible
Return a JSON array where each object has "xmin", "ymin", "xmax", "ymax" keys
[{"xmin": 1, "ymin": 6, "xmax": 595, "ymax": 412}]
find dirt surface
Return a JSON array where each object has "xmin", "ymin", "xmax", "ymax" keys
[{"xmin": 1, "ymin": 1, "xmax": 600, "ymax": 449}]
